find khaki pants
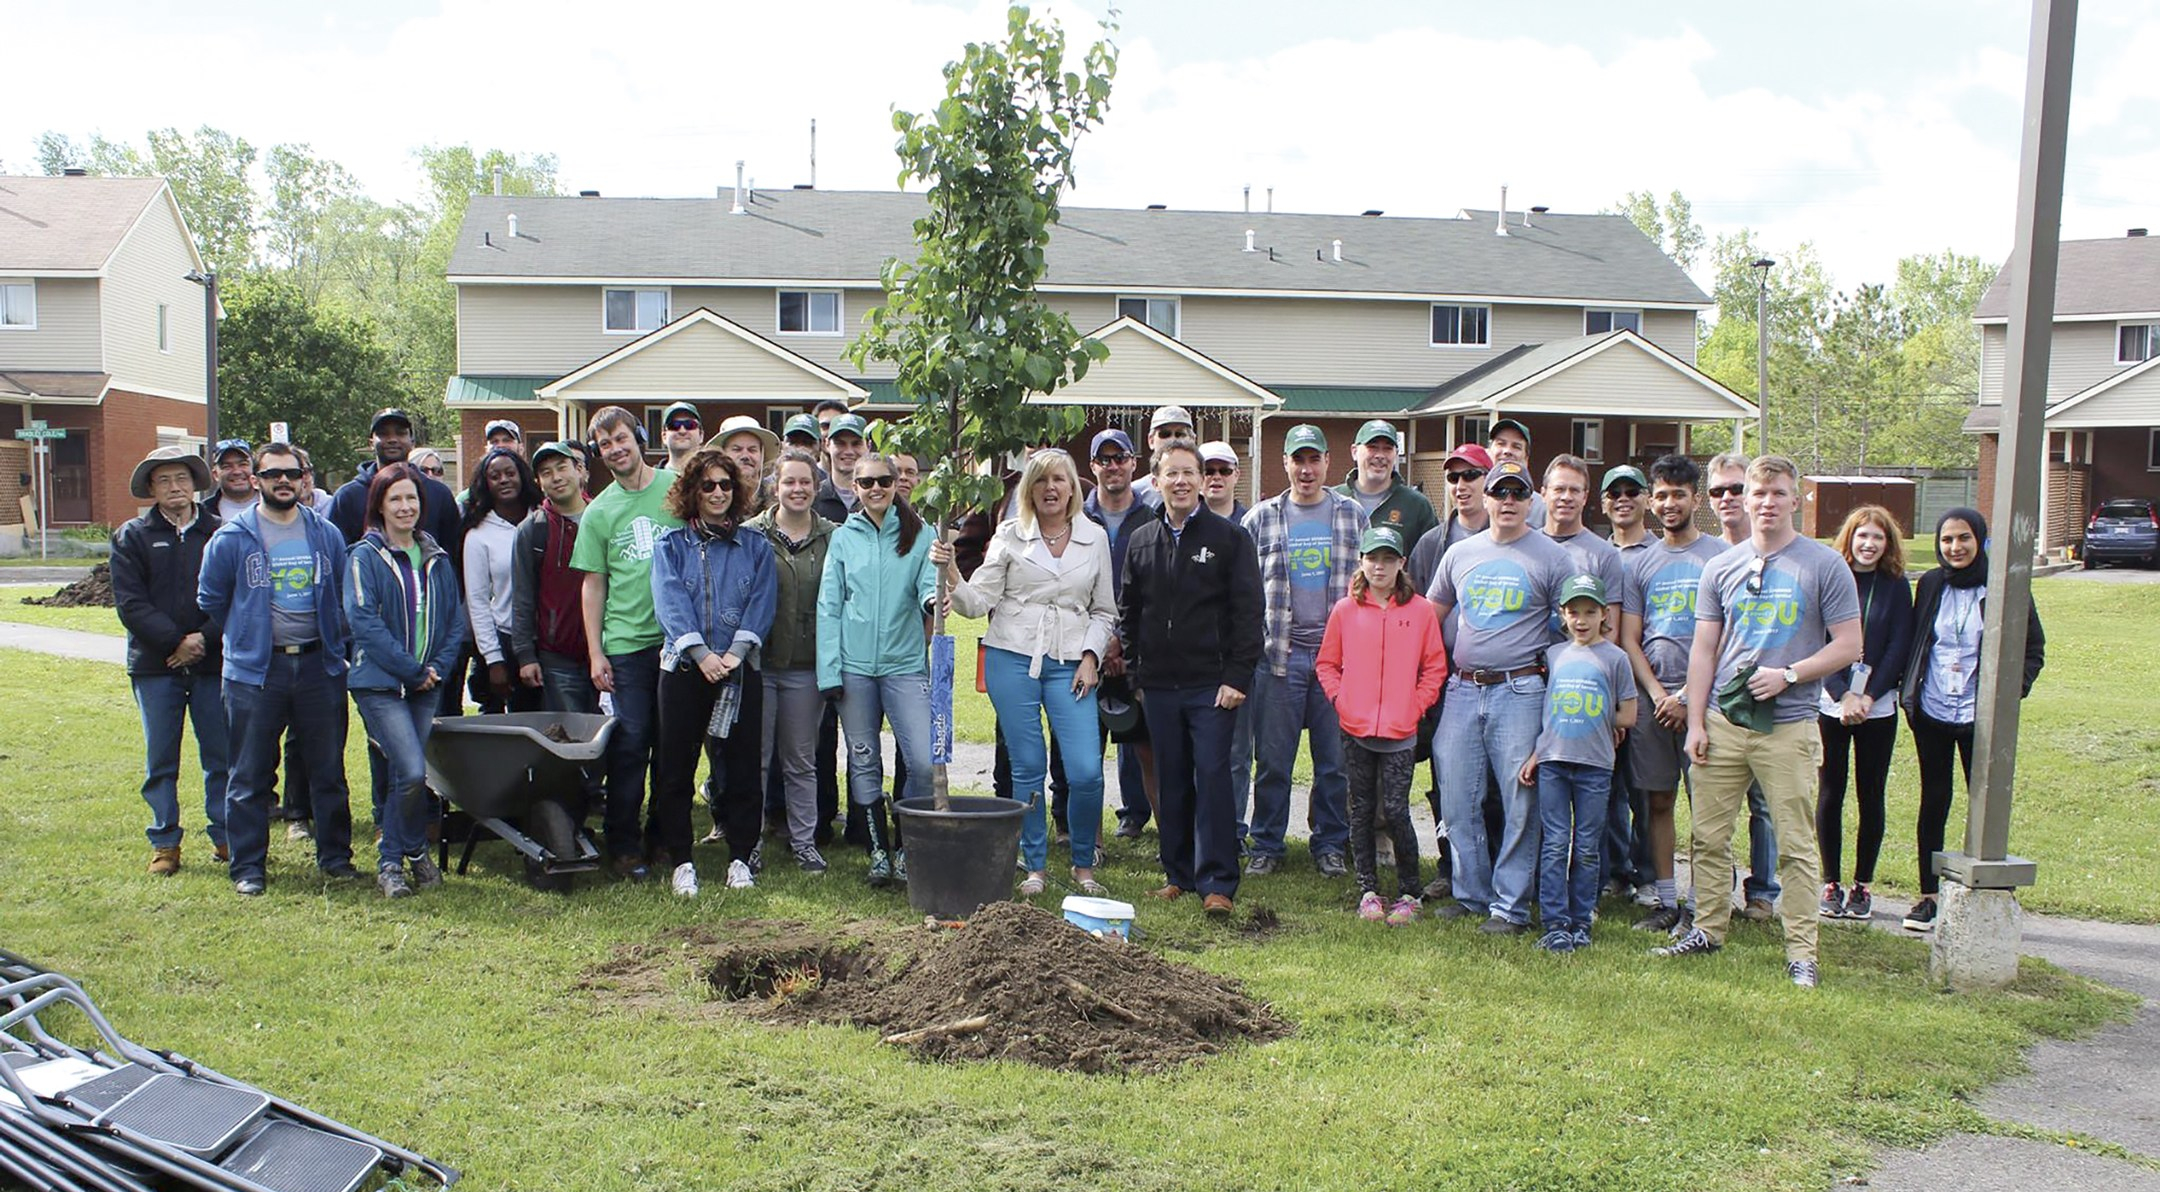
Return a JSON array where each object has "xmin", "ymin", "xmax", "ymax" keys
[{"xmin": 1689, "ymin": 713, "xmax": 1822, "ymax": 961}]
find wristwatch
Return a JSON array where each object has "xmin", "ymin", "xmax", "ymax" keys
[{"xmin": 1781, "ymin": 666, "xmax": 1799, "ymax": 686}]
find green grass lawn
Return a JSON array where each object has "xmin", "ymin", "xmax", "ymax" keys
[
  {"xmin": 0, "ymin": 584, "xmax": 128, "ymax": 635},
  {"xmin": 0, "ymin": 645, "xmax": 2144, "ymax": 1191}
]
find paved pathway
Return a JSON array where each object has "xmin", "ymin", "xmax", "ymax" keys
[{"xmin": 3, "ymin": 618, "xmax": 2154, "ymax": 1187}]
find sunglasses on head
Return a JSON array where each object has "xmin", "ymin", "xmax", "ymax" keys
[
  {"xmin": 1708, "ymin": 483, "xmax": 1745, "ymax": 498},
  {"xmin": 256, "ymin": 467, "xmax": 305, "ymax": 482},
  {"xmin": 854, "ymin": 473, "xmax": 895, "ymax": 490},
  {"xmin": 1446, "ymin": 469, "xmax": 1486, "ymax": 484},
  {"xmin": 698, "ymin": 479, "xmax": 734, "ymax": 494}
]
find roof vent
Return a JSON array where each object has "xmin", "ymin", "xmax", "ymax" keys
[
  {"xmin": 1146, "ymin": 203, "xmax": 1167, "ymax": 211},
  {"xmin": 1244, "ymin": 228, "xmax": 1256, "ymax": 253},
  {"xmin": 794, "ymin": 183, "xmax": 813, "ymax": 190},
  {"xmin": 1495, "ymin": 185, "xmax": 1510, "ymax": 236},
  {"xmin": 579, "ymin": 189, "xmax": 600, "ymax": 198},
  {"xmin": 1528, "ymin": 205, "xmax": 1549, "ymax": 228},
  {"xmin": 2131, "ymin": 228, "xmax": 2150, "ymax": 237},
  {"xmin": 1332, "ymin": 239, "xmax": 1343, "ymax": 262},
  {"xmin": 732, "ymin": 161, "xmax": 746, "ymax": 216},
  {"xmin": 1361, "ymin": 209, "xmax": 1383, "ymax": 217},
  {"xmin": 62, "ymin": 167, "xmax": 88, "ymax": 177},
  {"xmin": 507, "ymin": 213, "xmax": 519, "ymax": 239}
]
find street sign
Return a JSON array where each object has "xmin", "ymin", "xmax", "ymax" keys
[{"xmin": 13, "ymin": 426, "xmax": 66, "ymax": 441}]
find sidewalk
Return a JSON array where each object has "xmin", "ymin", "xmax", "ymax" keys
[{"xmin": 3, "ymin": 617, "xmax": 2154, "ymax": 1187}]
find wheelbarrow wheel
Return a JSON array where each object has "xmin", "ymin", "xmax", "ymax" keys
[{"xmin": 524, "ymin": 797, "xmax": 579, "ymax": 894}]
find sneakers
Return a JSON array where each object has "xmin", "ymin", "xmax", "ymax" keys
[
  {"xmin": 1358, "ymin": 891, "xmax": 1386, "ymax": 922},
  {"xmin": 672, "ymin": 862, "xmax": 699, "ymax": 898},
  {"xmin": 894, "ymin": 850, "xmax": 907, "ymax": 884},
  {"xmin": 320, "ymin": 862, "xmax": 361, "ymax": 881},
  {"xmin": 1313, "ymin": 852, "xmax": 1349, "ymax": 878},
  {"xmin": 233, "ymin": 877, "xmax": 264, "ymax": 897},
  {"xmin": 1671, "ymin": 905, "xmax": 1696, "ymax": 938},
  {"xmin": 701, "ymin": 825, "xmax": 725, "ymax": 845},
  {"xmin": 1572, "ymin": 925, "xmax": 1593, "ymax": 950},
  {"xmin": 1819, "ymin": 883, "xmax": 1846, "ymax": 920},
  {"xmin": 1114, "ymin": 822, "xmax": 1145, "ymax": 841},
  {"xmin": 792, "ymin": 844, "xmax": 828, "ymax": 874},
  {"xmin": 1844, "ymin": 884, "xmax": 1874, "ymax": 921},
  {"xmin": 1435, "ymin": 901, "xmax": 1478, "ymax": 921},
  {"xmin": 866, "ymin": 849, "xmax": 894, "ymax": 888},
  {"xmin": 1741, "ymin": 897, "xmax": 1776, "ymax": 922},
  {"xmin": 726, "ymin": 859, "xmax": 755, "ymax": 890},
  {"xmin": 1535, "ymin": 929, "xmax": 1578, "ymax": 953},
  {"xmin": 287, "ymin": 821, "xmax": 312, "ymax": 841},
  {"xmin": 1788, "ymin": 959, "xmax": 1820, "ymax": 989},
  {"xmin": 148, "ymin": 846, "xmax": 182, "ymax": 876},
  {"xmin": 1634, "ymin": 904, "xmax": 1688, "ymax": 934},
  {"xmin": 1633, "ymin": 883, "xmax": 1660, "ymax": 908},
  {"xmin": 1423, "ymin": 874, "xmax": 1454, "ymax": 901},
  {"xmin": 377, "ymin": 865, "xmax": 413, "ymax": 899},
  {"xmin": 745, "ymin": 844, "xmax": 764, "ymax": 876},
  {"xmin": 611, "ymin": 855, "xmax": 651, "ymax": 882},
  {"xmin": 1654, "ymin": 927, "xmax": 1722, "ymax": 958},
  {"xmin": 1386, "ymin": 896, "xmax": 1420, "ymax": 927},
  {"xmin": 1902, "ymin": 898, "xmax": 1938, "ymax": 932},
  {"xmin": 1478, "ymin": 916, "xmax": 1529, "ymax": 936},
  {"xmin": 1245, "ymin": 855, "xmax": 1280, "ymax": 877},
  {"xmin": 409, "ymin": 854, "xmax": 443, "ymax": 890}
]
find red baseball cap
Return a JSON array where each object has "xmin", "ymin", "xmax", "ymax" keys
[{"xmin": 1443, "ymin": 443, "xmax": 1493, "ymax": 471}]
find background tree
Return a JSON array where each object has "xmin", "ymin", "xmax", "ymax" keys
[
  {"xmin": 845, "ymin": 3, "xmax": 1117, "ymax": 807},
  {"xmin": 216, "ymin": 273, "xmax": 399, "ymax": 482},
  {"xmin": 1613, "ymin": 188, "xmax": 1705, "ymax": 272}
]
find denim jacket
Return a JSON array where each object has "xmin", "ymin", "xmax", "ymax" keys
[
  {"xmin": 345, "ymin": 530, "xmax": 467, "ymax": 691},
  {"xmin": 650, "ymin": 521, "xmax": 778, "ymax": 672},
  {"xmin": 196, "ymin": 506, "xmax": 350, "ymax": 685}
]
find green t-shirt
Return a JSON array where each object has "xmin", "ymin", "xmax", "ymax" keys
[
  {"xmin": 569, "ymin": 467, "xmax": 681, "ymax": 656},
  {"xmin": 403, "ymin": 544, "xmax": 430, "ymax": 664}
]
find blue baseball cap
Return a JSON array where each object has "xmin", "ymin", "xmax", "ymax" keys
[
  {"xmin": 1090, "ymin": 429, "xmax": 1135, "ymax": 459},
  {"xmin": 213, "ymin": 438, "xmax": 252, "ymax": 461}
]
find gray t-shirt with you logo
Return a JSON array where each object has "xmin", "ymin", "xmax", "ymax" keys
[{"xmin": 1694, "ymin": 536, "xmax": 1861, "ymax": 724}]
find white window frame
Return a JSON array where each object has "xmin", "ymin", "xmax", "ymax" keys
[
  {"xmin": 1584, "ymin": 308, "xmax": 1642, "ymax": 335},
  {"xmin": 776, "ymin": 289, "xmax": 844, "ymax": 336},
  {"xmin": 157, "ymin": 303, "xmax": 170, "ymax": 353},
  {"xmin": 1116, "ymin": 295, "xmax": 1181, "ymax": 338},
  {"xmin": 2118, "ymin": 321, "xmax": 2160, "ymax": 365},
  {"xmin": 1430, "ymin": 303, "xmax": 1491, "ymax": 348},
  {"xmin": 1457, "ymin": 414, "xmax": 1492, "ymax": 447},
  {"xmin": 0, "ymin": 280, "xmax": 34, "ymax": 330},
  {"xmin": 603, "ymin": 288, "xmax": 670, "ymax": 334},
  {"xmin": 1571, "ymin": 418, "xmax": 1606, "ymax": 463}
]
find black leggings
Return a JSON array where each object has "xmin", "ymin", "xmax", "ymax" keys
[
  {"xmin": 1816, "ymin": 711, "xmax": 1899, "ymax": 885},
  {"xmin": 654, "ymin": 662, "xmax": 765, "ymax": 867},
  {"xmin": 1909, "ymin": 709, "xmax": 1975, "ymax": 897}
]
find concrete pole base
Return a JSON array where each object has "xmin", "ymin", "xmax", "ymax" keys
[{"xmin": 1928, "ymin": 882, "xmax": 2024, "ymax": 991}]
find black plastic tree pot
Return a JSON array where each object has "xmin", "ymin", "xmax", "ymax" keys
[{"xmin": 893, "ymin": 796, "xmax": 1027, "ymax": 919}]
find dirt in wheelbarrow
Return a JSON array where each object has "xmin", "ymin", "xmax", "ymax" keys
[{"xmin": 579, "ymin": 903, "xmax": 1290, "ymax": 1075}]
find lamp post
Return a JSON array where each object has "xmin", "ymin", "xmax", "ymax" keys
[
  {"xmin": 1751, "ymin": 257, "xmax": 1775, "ymax": 454},
  {"xmin": 183, "ymin": 270, "xmax": 219, "ymax": 447}
]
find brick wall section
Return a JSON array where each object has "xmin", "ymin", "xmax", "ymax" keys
[
  {"xmin": 1976, "ymin": 433, "xmax": 1998, "ymax": 529},
  {"xmin": 0, "ymin": 441, "xmax": 27, "ymax": 526},
  {"xmin": 34, "ymin": 391, "xmax": 208, "ymax": 527}
]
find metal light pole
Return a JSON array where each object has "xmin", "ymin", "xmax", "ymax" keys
[
  {"xmin": 183, "ymin": 270, "xmax": 219, "ymax": 446},
  {"xmin": 1751, "ymin": 257, "xmax": 1775, "ymax": 453}
]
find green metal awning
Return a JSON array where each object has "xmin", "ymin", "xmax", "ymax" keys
[
  {"xmin": 444, "ymin": 375, "xmax": 554, "ymax": 405},
  {"xmin": 1269, "ymin": 386, "xmax": 1427, "ymax": 414}
]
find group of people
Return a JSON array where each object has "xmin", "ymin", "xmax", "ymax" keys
[{"xmin": 112, "ymin": 399, "xmax": 2040, "ymax": 986}]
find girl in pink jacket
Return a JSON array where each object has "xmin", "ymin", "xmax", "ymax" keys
[{"xmin": 1317, "ymin": 526, "xmax": 1450, "ymax": 924}]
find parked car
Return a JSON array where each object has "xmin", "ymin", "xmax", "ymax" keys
[{"xmin": 2083, "ymin": 497, "xmax": 2160, "ymax": 568}]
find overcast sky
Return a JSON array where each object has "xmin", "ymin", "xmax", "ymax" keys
[{"xmin": 9, "ymin": 0, "xmax": 2156, "ymax": 293}]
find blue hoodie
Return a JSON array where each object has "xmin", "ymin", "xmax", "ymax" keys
[
  {"xmin": 650, "ymin": 520, "xmax": 778, "ymax": 672},
  {"xmin": 344, "ymin": 530, "xmax": 467, "ymax": 691},
  {"xmin": 197, "ymin": 505, "xmax": 351, "ymax": 685}
]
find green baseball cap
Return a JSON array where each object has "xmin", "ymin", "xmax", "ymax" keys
[
  {"xmin": 1558, "ymin": 573, "xmax": 1607, "ymax": 606},
  {"xmin": 1354, "ymin": 419, "xmax": 1401, "ymax": 448},
  {"xmin": 826, "ymin": 413, "xmax": 868, "ymax": 440},
  {"xmin": 661, "ymin": 401, "xmax": 700, "ymax": 425},
  {"xmin": 782, "ymin": 413, "xmax": 822, "ymax": 443},
  {"xmin": 1601, "ymin": 464, "xmax": 1649, "ymax": 493},
  {"xmin": 1283, "ymin": 424, "xmax": 1328, "ymax": 455},
  {"xmin": 1359, "ymin": 525, "xmax": 1406, "ymax": 556}
]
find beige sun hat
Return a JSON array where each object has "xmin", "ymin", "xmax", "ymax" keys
[{"xmin": 130, "ymin": 445, "xmax": 212, "ymax": 499}]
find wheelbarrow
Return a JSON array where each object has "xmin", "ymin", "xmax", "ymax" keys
[{"xmin": 424, "ymin": 712, "xmax": 612, "ymax": 892}]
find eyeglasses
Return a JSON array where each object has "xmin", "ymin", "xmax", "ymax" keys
[
  {"xmin": 1708, "ymin": 483, "xmax": 1745, "ymax": 498},
  {"xmin": 1489, "ymin": 488, "xmax": 1529, "ymax": 503},
  {"xmin": 1746, "ymin": 553, "xmax": 1767, "ymax": 594},
  {"xmin": 666, "ymin": 419, "xmax": 700, "ymax": 432},
  {"xmin": 854, "ymin": 474, "xmax": 895, "ymax": 490},
  {"xmin": 1446, "ymin": 470, "xmax": 1485, "ymax": 484},
  {"xmin": 419, "ymin": 465, "xmax": 445, "ymax": 477},
  {"xmin": 1093, "ymin": 454, "xmax": 1133, "ymax": 467},
  {"xmin": 698, "ymin": 479, "xmax": 734, "ymax": 494},
  {"xmin": 1203, "ymin": 465, "xmax": 1237, "ymax": 476},
  {"xmin": 256, "ymin": 467, "xmax": 305, "ymax": 482},
  {"xmin": 1606, "ymin": 486, "xmax": 1643, "ymax": 500}
]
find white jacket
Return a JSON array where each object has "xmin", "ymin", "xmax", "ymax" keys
[
  {"xmin": 462, "ymin": 510, "xmax": 520, "ymax": 663},
  {"xmin": 950, "ymin": 515, "xmax": 1118, "ymax": 677}
]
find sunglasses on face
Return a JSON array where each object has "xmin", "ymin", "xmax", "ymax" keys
[
  {"xmin": 1203, "ymin": 465, "xmax": 1237, "ymax": 476},
  {"xmin": 1446, "ymin": 470, "xmax": 1485, "ymax": 484},
  {"xmin": 1607, "ymin": 486, "xmax": 1643, "ymax": 500},
  {"xmin": 1708, "ymin": 483, "xmax": 1745, "ymax": 498},
  {"xmin": 1490, "ymin": 488, "xmax": 1529, "ymax": 503},
  {"xmin": 419, "ymin": 465, "xmax": 444, "ymax": 476},
  {"xmin": 667, "ymin": 419, "xmax": 700, "ymax": 432},
  {"xmin": 256, "ymin": 467, "xmax": 305, "ymax": 482},
  {"xmin": 1093, "ymin": 454, "xmax": 1132, "ymax": 467},
  {"xmin": 854, "ymin": 474, "xmax": 895, "ymax": 490},
  {"xmin": 699, "ymin": 479, "xmax": 734, "ymax": 494}
]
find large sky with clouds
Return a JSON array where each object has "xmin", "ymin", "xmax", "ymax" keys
[{"xmin": 9, "ymin": 0, "xmax": 2154, "ymax": 292}]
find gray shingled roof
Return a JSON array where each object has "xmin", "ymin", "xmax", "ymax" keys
[
  {"xmin": 1975, "ymin": 232, "xmax": 2160, "ymax": 320},
  {"xmin": 448, "ymin": 190, "xmax": 1709, "ymax": 306},
  {"xmin": 1413, "ymin": 335, "xmax": 1615, "ymax": 411},
  {"xmin": 0, "ymin": 176, "xmax": 168, "ymax": 272}
]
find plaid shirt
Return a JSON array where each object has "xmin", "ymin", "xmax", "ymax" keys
[{"xmin": 1242, "ymin": 488, "xmax": 1368, "ymax": 677}]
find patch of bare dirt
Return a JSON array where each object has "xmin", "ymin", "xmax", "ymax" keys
[{"xmin": 23, "ymin": 563, "xmax": 113, "ymax": 607}]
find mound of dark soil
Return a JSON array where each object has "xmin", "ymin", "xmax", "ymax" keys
[
  {"xmin": 23, "ymin": 563, "xmax": 113, "ymax": 608},
  {"xmin": 754, "ymin": 902, "xmax": 1290, "ymax": 1074}
]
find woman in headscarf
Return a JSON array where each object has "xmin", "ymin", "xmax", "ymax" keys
[{"xmin": 1896, "ymin": 507, "xmax": 2045, "ymax": 932}]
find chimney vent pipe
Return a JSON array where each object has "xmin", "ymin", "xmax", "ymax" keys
[
  {"xmin": 507, "ymin": 213, "xmax": 518, "ymax": 239},
  {"xmin": 1332, "ymin": 239, "xmax": 1343, "ymax": 262},
  {"xmin": 732, "ymin": 162, "xmax": 746, "ymax": 215},
  {"xmin": 1245, "ymin": 228, "xmax": 1256, "ymax": 252},
  {"xmin": 2131, "ymin": 228, "xmax": 2150, "ymax": 237},
  {"xmin": 1496, "ymin": 185, "xmax": 1509, "ymax": 236}
]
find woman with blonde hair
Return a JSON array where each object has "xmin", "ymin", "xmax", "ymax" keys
[
  {"xmin": 932, "ymin": 448, "xmax": 1118, "ymax": 896},
  {"xmin": 1814, "ymin": 504, "xmax": 1913, "ymax": 922}
]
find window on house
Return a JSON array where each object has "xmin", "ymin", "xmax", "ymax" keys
[
  {"xmin": 604, "ymin": 288, "xmax": 669, "ymax": 333},
  {"xmin": 1585, "ymin": 309, "xmax": 1642, "ymax": 335},
  {"xmin": 1431, "ymin": 304, "xmax": 1490, "ymax": 347},
  {"xmin": 0, "ymin": 281, "xmax": 33, "ymax": 328},
  {"xmin": 157, "ymin": 304, "xmax": 169, "ymax": 352},
  {"xmin": 2119, "ymin": 322, "xmax": 2160, "ymax": 364},
  {"xmin": 1459, "ymin": 414, "xmax": 1492, "ymax": 446},
  {"xmin": 2149, "ymin": 429, "xmax": 2160, "ymax": 471},
  {"xmin": 1572, "ymin": 419, "xmax": 1605, "ymax": 462},
  {"xmin": 778, "ymin": 290, "xmax": 842, "ymax": 335},
  {"xmin": 1117, "ymin": 296, "xmax": 1180, "ymax": 338}
]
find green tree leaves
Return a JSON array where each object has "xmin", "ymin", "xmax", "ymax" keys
[{"xmin": 216, "ymin": 273, "xmax": 399, "ymax": 478}]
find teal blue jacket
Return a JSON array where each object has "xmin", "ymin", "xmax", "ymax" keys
[{"xmin": 816, "ymin": 509, "xmax": 936, "ymax": 690}]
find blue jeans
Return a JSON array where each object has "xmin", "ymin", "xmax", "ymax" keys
[
  {"xmin": 537, "ymin": 649, "xmax": 599, "ymax": 715},
  {"xmin": 224, "ymin": 652, "xmax": 353, "ymax": 883},
  {"xmin": 982, "ymin": 647, "xmax": 1104, "ymax": 872},
  {"xmin": 601, "ymin": 648, "xmax": 661, "ymax": 860},
  {"xmin": 1601, "ymin": 739, "xmax": 1641, "ymax": 890},
  {"xmin": 1142, "ymin": 685, "xmax": 1240, "ymax": 898},
  {"xmin": 1249, "ymin": 645, "xmax": 1349, "ymax": 861},
  {"xmin": 132, "ymin": 672, "xmax": 230, "ymax": 849},
  {"xmin": 1745, "ymin": 782, "xmax": 1782, "ymax": 902},
  {"xmin": 1436, "ymin": 673, "xmax": 1544, "ymax": 924},
  {"xmin": 352, "ymin": 688, "xmax": 438, "ymax": 869},
  {"xmin": 1537, "ymin": 761, "xmax": 1611, "ymax": 932},
  {"xmin": 839, "ymin": 671, "xmax": 933, "ymax": 807},
  {"xmin": 1230, "ymin": 664, "xmax": 1262, "ymax": 844}
]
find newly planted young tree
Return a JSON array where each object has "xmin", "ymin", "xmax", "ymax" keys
[{"xmin": 847, "ymin": 4, "xmax": 1117, "ymax": 808}]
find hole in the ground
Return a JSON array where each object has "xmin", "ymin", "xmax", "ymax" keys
[{"xmin": 707, "ymin": 946, "xmax": 863, "ymax": 1002}]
